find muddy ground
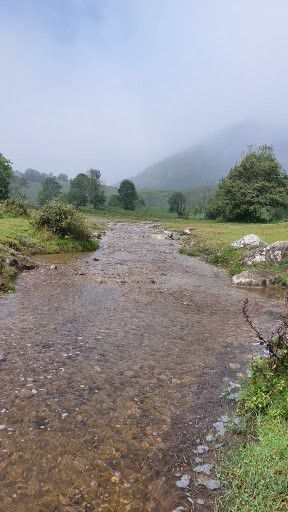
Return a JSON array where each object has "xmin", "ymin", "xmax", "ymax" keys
[{"xmin": 0, "ymin": 223, "xmax": 283, "ymax": 512}]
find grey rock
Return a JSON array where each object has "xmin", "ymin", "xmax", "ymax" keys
[
  {"xmin": 193, "ymin": 463, "xmax": 213, "ymax": 475},
  {"xmin": 213, "ymin": 421, "xmax": 226, "ymax": 436},
  {"xmin": 231, "ymin": 234, "xmax": 265, "ymax": 249},
  {"xmin": 193, "ymin": 444, "xmax": 209, "ymax": 454},
  {"xmin": 175, "ymin": 474, "xmax": 190, "ymax": 488},
  {"xmin": 232, "ymin": 270, "xmax": 276, "ymax": 287},
  {"xmin": 204, "ymin": 479, "xmax": 221, "ymax": 490},
  {"xmin": 244, "ymin": 241, "xmax": 288, "ymax": 265}
]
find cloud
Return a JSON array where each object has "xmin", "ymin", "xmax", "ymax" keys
[{"xmin": 1, "ymin": 0, "xmax": 288, "ymax": 183}]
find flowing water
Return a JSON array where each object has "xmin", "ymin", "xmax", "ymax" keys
[{"xmin": 0, "ymin": 223, "xmax": 282, "ymax": 512}]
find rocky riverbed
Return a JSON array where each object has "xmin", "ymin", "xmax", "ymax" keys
[{"xmin": 0, "ymin": 222, "xmax": 282, "ymax": 511}]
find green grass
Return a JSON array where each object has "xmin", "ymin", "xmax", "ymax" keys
[
  {"xmin": 217, "ymin": 355, "xmax": 288, "ymax": 512},
  {"xmin": 217, "ymin": 416, "xmax": 288, "ymax": 512}
]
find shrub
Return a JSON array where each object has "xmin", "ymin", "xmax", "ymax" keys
[
  {"xmin": 33, "ymin": 203, "xmax": 93, "ymax": 241},
  {"xmin": 0, "ymin": 200, "xmax": 29, "ymax": 218}
]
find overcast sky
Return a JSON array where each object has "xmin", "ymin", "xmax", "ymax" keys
[{"xmin": 1, "ymin": 0, "xmax": 288, "ymax": 183}]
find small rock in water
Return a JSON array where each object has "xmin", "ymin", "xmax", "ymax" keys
[
  {"xmin": 0, "ymin": 424, "xmax": 5, "ymax": 430},
  {"xmin": 61, "ymin": 413, "xmax": 69, "ymax": 419},
  {"xmin": 206, "ymin": 434, "xmax": 214, "ymax": 442},
  {"xmin": 220, "ymin": 415, "xmax": 229, "ymax": 423},
  {"xmin": 175, "ymin": 474, "xmax": 190, "ymax": 488},
  {"xmin": 195, "ymin": 457, "xmax": 203, "ymax": 464},
  {"xmin": 50, "ymin": 264, "xmax": 58, "ymax": 270},
  {"xmin": 205, "ymin": 479, "xmax": 221, "ymax": 490},
  {"xmin": 193, "ymin": 445, "xmax": 209, "ymax": 454},
  {"xmin": 193, "ymin": 464, "xmax": 213, "ymax": 475},
  {"xmin": 213, "ymin": 421, "xmax": 226, "ymax": 436}
]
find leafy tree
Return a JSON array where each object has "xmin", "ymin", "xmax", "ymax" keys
[
  {"xmin": 38, "ymin": 177, "xmax": 62, "ymax": 205},
  {"xmin": 24, "ymin": 168, "xmax": 48, "ymax": 182},
  {"xmin": 0, "ymin": 153, "xmax": 14, "ymax": 200},
  {"xmin": 168, "ymin": 191, "xmax": 187, "ymax": 218},
  {"xmin": 57, "ymin": 173, "xmax": 69, "ymax": 182},
  {"xmin": 87, "ymin": 169, "xmax": 105, "ymax": 209},
  {"xmin": 9, "ymin": 173, "xmax": 28, "ymax": 200},
  {"xmin": 117, "ymin": 179, "xmax": 138, "ymax": 210},
  {"xmin": 207, "ymin": 145, "xmax": 288, "ymax": 222},
  {"xmin": 68, "ymin": 173, "xmax": 90, "ymax": 207}
]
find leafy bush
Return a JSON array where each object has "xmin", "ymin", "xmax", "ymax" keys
[
  {"xmin": 33, "ymin": 203, "xmax": 93, "ymax": 241},
  {"xmin": 0, "ymin": 200, "xmax": 29, "ymax": 218}
]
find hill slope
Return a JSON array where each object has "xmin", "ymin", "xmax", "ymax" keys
[{"xmin": 133, "ymin": 122, "xmax": 288, "ymax": 189}]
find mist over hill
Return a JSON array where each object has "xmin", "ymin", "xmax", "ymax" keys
[{"xmin": 133, "ymin": 122, "xmax": 288, "ymax": 190}]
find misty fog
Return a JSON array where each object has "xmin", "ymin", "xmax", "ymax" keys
[{"xmin": 1, "ymin": 0, "xmax": 288, "ymax": 183}]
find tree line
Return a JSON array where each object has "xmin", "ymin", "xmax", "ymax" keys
[
  {"xmin": 1, "ymin": 144, "xmax": 288, "ymax": 221},
  {"xmin": 0, "ymin": 157, "xmax": 142, "ymax": 211}
]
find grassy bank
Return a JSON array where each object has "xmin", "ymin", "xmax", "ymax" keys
[
  {"xmin": 0, "ymin": 204, "xmax": 99, "ymax": 293},
  {"xmin": 217, "ymin": 354, "xmax": 288, "ymax": 512}
]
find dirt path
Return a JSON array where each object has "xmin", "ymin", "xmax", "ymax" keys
[{"xmin": 0, "ymin": 223, "xmax": 282, "ymax": 512}]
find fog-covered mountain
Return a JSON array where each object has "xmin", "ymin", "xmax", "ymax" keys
[{"xmin": 133, "ymin": 122, "xmax": 288, "ymax": 189}]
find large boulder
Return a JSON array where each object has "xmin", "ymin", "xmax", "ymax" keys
[
  {"xmin": 230, "ymin": 234, "xmax": 266, "ymax": 249},
  {"xmin": 243, "ymin": 241, "xmax": 288, "ymax": 266},
  {"xmin": 232, "ymin": 270, "xmax": 277, "ymax": 287}
]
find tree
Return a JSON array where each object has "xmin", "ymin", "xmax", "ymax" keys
[
  {"xmin": 0, "ymin": 153, "xmax": 14, "ymax": 200},
  {"xmin": 38, "ymin": 177, "xmax": 62, "ymax": 204},
  {"xmin": 57, "ymin": 173, "xmax": 69, "ymax": 182},
  {"xmin": 24, "ymin": 168, "xmax": 48, "ymax": 182},
  {"xmin": 68, "ymin": 173, "xmax": 90, "ymax": 207},
  {"xmin": 207, "ymin": 145, "xmax": 288, "ymax": 222},
  {"xmin": 9, "ymin": 173, "xmax": 28, "ymax": 200},
  {"xmin": 117, "ymin": 179, "xmax": 138, "ymax": 210},
  {"xmin": 87, "ymin": 169, "xmax": 105, "ymax": 209},
  {"xmin": 168, "ymin": 191, "xmax": 187, "ymax": 218}
]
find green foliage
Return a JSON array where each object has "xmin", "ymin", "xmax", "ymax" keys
[
  {"xmin": 68, "ymin": 173, "xmax": 90, "ymax": 207},
  {"xmin": 24, "ymin": 168, "xmax": 48, "ymax": 182},
  {"xmin": 33, "ymin": 203, "xmax": 94, "ymax": 242},
  {"xmin": 238, "ymin": 357, "xmax": 288, "ymax": 418},
  {"xmin": 0, "ymin": 153, "xmax": 14, "ymax": 200},
  {"xmin": 86, "ymin": 169, "xmax": 106, "ymax": 209},
  {"xmin": 68, "ymin": 170, "xmax": 105, "ymax": 209},
  {"xmin": 117, "ymin": 179, "xmax": 138, "ymax": 210},
  {"xmin": 168, "ymin": 192, "xmax": 188, "ymax": 218},
  {"xmin": 38, "ymin": 177, "xmax": 62, "ymax": 204},
  {"xmin": 0, "ymin": 200, "xmax": 29, "ymax": 218},
  {"xmin": 207, "ymin": 145, "xmax": 288, "ymax": 222},
  {"xmin": 108, "ymin": 194, "xmax": 120, "ymax": 207}
]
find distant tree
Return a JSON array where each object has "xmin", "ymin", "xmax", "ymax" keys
[
  {"xmin": 57, "ymin": 173, "xmax": 69, "ymax": 182},
  {"xmin": 9, "ymin": 173, "xmax": 28, "ymax": 200},
  {"xmin": 68, "ymin": 173, "xmax": 90, "ymax": 207},
  {"xmin": 38, "ymin": 177, "xmax": 62, "ymax": 204},
  {"xmin": 207, "ymin": 145, "xmax": 288, "ymax": 222},
  {"xmin": 168, "ymin": 191, "xmax": 187, "ymax": 218},
  {"xmin": 0, "ymin": 153, "xmax": 14, "ymax": 200},
  {"xmin": 117, "ymin": 179, "xmax": 138, "ymax": 210},
  {"xmin": 87, "ymin": 169, "xmax": 106, "ymax": 209},
  {"xmin": 24, "ymin": 168, "xmax": 48, "ymax": 182}
]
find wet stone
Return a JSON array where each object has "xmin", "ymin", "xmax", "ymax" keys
[
  {"xmin": 193, "ymin": 464, "xmax": 213, "ymax": 475},
  {"xmin": 175, "ymin": 474, "xmax": 191, "ymax": 488}
]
